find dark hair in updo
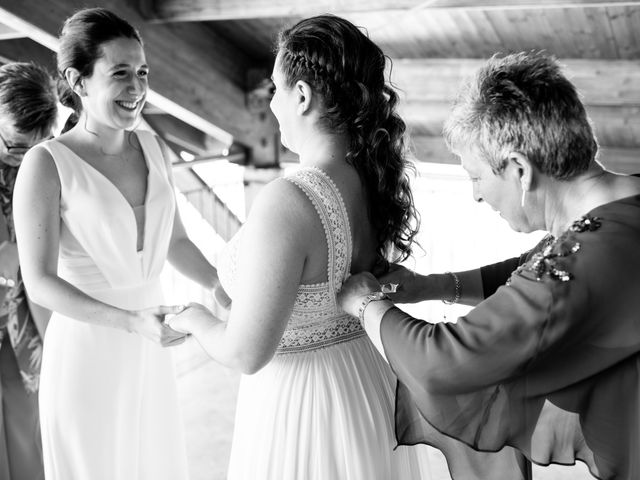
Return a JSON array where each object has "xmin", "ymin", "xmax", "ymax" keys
[
  {"xmin": 57, "ymin": 7, "xmax": 142, "ymax": 131},
  {"xmin": 276, "ymin": 15, "xmax": 419, "ymax": 263}
]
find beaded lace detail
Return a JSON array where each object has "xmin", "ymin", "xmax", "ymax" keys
[{"xmin": 217, "ymin": 167, "xmax": 364, "ymax": 355}]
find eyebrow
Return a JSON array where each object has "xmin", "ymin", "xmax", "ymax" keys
[{"xmin": 109, "ymin": 63, "xmax": 149, "ymax": 70}]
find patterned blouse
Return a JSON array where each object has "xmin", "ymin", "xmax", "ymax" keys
[{"xmin": 0, "ymin": 164, "xmax": 42, "ymax": 394}]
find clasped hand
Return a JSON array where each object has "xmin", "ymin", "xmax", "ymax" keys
[
  {"xmin": 134, "ymin": 305, "xmax": 189, "ymax": 347},
  {"xmin": 165, "ymin": 302, "xmax": 222, "ymax": 337},
  {"xmin": 338, "ymin": 264, "xmax": 418, "ymax": 317}
]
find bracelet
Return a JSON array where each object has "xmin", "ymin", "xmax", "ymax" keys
[
  {"xmin": 442, "ymin": 271, "xmax": 461, "ymax": 305},
  {"xmin": 357, "ymin": 291, "xmax": 389, "ymax": 327}
]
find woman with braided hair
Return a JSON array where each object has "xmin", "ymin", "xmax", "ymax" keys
[{"xmin": 168, "ymin": 14, "xmax": 433, "ymax": 480}]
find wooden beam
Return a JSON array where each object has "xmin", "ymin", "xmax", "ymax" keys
[
  {"xmin": 409, "ymin": 135, "xmax": 640, "ymax": 175},
  {"xmin": 0, "ymin": 22, "xmax": 26, "ymax": 40},
  {"xmin": 172, "ymin": 152, "xmax": 246, "ymax": 169},
  {"xmin": 598, "ymin": 147, "xmax": 640, "ymax": 174},
  {"xmin": 0, "ymin": 1, "xmax": 274, "ymax": 154},
  {"xmin": 391, "ymin": 58, "xmax": 640, "ymax": 107},
  {"xmin": 146, "ymin": 0, "xmax": 640, "ymax": 21},
  {"xmin": 0, "ymin": 38, "xmax": 57, "ymax": 71},
  {"xmin": 401, "ymin": 101, "xmax": 640, "ymax": 148},
  {"xmin": 144, "ymin": 114, "xmax": 210, "ymax": 155}
]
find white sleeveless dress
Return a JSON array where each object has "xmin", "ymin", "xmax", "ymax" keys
[
  {"xmin": 219, "ymin": 167, "xmax": 432, "ymax": 480},
  {"xmin": 38, "ymin": 131, "xmax": 189, "ymax": 480}
]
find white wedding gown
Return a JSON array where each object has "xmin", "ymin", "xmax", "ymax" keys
[
  {"xmin": 218, "ymin": 167, "xmax": 433, "ymax": 480},
  {"xmin": 38, "ymin": 131, "xmax": 189, "ymax": 480}
]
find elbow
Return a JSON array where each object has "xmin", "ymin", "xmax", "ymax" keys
[
  {"xmin": 235, "ymin": 350, "xmax": 274, "ymax": 375},
  {"xmin": 21, "ymin": 276, "xmax": 48, "ymax": 307}
]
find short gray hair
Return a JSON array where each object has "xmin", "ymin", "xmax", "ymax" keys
[{"xmin": 443, "ymin": 51, "xmax": 598, "ymax": 180}]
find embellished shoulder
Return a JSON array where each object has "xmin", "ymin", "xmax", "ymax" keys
[{"xmin": 516, "ymin": 214, "xmax": 603, "ymax": 283}]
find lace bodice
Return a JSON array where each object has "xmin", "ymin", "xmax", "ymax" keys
[{"xmin": 218, "ymin": 167, "xmax": 364, "ymax": 354}]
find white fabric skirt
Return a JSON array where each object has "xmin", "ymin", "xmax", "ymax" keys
[
  {"xmin": 39, "ymin": 282, "xmax": 189, "ymax": 480},
  {"xmin": 227, "ymin": 335, "xmax": 433, "ymax": 480}
]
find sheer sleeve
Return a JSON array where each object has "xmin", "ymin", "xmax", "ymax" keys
[
  {"xmin": 380, "ymin": 207, "xmax": 640, "ymax": 480},
  {"xmin": 480, "ymin": 256, "xmax": 520, "ymax": 298}
]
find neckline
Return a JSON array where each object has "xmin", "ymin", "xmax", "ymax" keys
[
  {"xmin": 52, "ymin": 133, "xmax": 150, "ymax": 212},
  {"xmin": 51, "ymin": 133, "xmax": 151, "ymax": 253}
]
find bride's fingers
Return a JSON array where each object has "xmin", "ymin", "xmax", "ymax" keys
[
  {"xmin": 160, "ymin": 323, "xmax": 189, "ymax": 347},
  {"xmin": 164, "ymin": 316, "xmax": 189, "ymax": 333}
]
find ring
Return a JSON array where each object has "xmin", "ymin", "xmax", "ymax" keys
[
  {"xmin": 381, "ymin": 283, "xmax": 399, "ymax": 294},
  {"xmin": 6, "ymin": 279, "xmax": 14, "ymax": 288}
]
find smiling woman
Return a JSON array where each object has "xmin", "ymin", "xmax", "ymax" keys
[{"xmin": 12, "ymin": 8, "xmax": 222, "ymax": 480}]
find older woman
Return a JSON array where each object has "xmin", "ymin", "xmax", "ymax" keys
[{"xmin": 338, "ymin": 51, "xmax": 640, "ymax": 480}]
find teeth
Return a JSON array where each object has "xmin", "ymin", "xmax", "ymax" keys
[{"xmin": 116, "ymin": 100, "xmax": 138, "ymax": 110}]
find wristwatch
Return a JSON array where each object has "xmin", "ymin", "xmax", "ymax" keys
[{"xmin": 357, "ymin": 291, "xmax": 389, "ymax": 327}]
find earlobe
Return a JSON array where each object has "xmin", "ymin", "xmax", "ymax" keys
[
  {"xmin": 65, "ymin": 68, "xmax": 85, "ymax": 97},
  {"xmin": 508, "ymin": 151, "xmax": 533, "ymax": 191},
  {"xmin": 295, "ymin": 80, "xmax": 312, "ymax": 115}
]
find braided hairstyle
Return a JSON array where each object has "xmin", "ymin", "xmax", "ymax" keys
[{"xmin": 276, "ymin": 15, "xmax": 419, "ymax": 263}]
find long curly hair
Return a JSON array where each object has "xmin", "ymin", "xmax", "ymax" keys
[{"xmin": 276, "ymin": 15, "xmax": 419, "ymax": 263}]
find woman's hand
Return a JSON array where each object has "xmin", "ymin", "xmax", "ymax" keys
[
  {"xmin": 166, "ymin": 302, "xmax": 222, "ymax": 337},
  {"xmin": 0, "ymin": 241, "xmax": 19, "ymax": 287},
  {"xmin": 131, "ymin": 304, "xmax": 187, "ymax": 347},
  {"xmin": 377, "ymin": 264, "xmax": 423, "ymax": 304},
  {"xmin": 337, "ymin": 272, "xmax": 381, "ymax": 317}
]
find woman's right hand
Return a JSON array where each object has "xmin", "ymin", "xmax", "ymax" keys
[
  {"xmin": 377, "ymin": 264, "xmax": 424, "ymax": 304},
  {"xmin": 130, "ymin": 305, "xmax": 187, "ymax": 347}
]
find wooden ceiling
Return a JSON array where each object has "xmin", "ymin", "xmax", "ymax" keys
[{"xmin": 0, "ymin": 0, "xmax": 639, "ymax": 174}]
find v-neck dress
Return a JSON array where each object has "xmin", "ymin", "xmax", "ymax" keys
[{"xmin": 37, "ymin": 131, "xmax": 188, "ymax": 480}]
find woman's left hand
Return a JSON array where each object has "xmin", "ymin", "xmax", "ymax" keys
[
  {"xmin": 338, "ymin": 272, "xmax": 381, "ymax": 317},
  {"xmin": 165, "ymin": 302, "xmax": 221, "ymax": 336}
]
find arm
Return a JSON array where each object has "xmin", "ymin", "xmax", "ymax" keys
[
  {"xmin": 480, "ymin": 256, "xmax": 523, "ymax": 298},
  {"xmin": 168, "ymin": 179, "xmax": 310, "ymax": 373},
  {"xmin": 167, "ymin": 205, "xmax": 220, "ymax": 291},
  {"xmin": 158, "ymin": 137, "xmax": 220, "ymax": 291},
  {"xmin": 379, "ymin": 255, "xmax": 525, "ymax": 307},
  {"xmin": 379, "ymin": 265, "xmax": 484, "ymax": 306},
  {"xmin": 13, "ymin": 146, "xmax": 182, "ymax": 345},
  {"xmin": 340, "ymin": 270, "xmax": 554, "ymax": 393}
]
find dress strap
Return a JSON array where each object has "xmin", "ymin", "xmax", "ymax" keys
[
  {"xmin": 134, "ymin": 129, "xmax": 168, "ymax": 179},
  {"xmin": 284, "ymin": 167, "xmax": 352, "ymax": 307}
]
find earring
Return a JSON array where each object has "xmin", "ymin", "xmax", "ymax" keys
[{"xmin": 521, "ymin": 188, "xmax": 526, "ymax": 207}]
